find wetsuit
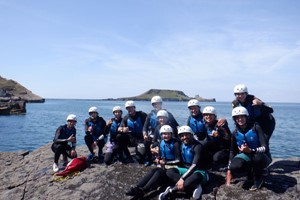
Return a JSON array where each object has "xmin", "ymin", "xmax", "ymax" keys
[
  {"xmin": 165, "ymin": 139, "xmax": 209, "ymax": 195},
  {"xmin": 134, "ymin": 138, "xmax": 181, "ymax": 194},
  {"xmin": 203, "ymin": 119, "xmax": 231, "ymax": 166},
  {"xmin": 104, "ymin": 117, "xmax": 131, "ymax": 165},
  {"xmin": 51, "ymin": 124, "xmax": 77, "ymax": 163},
  {"xmin": 228, "ymin": 122, "xmax": 271, "ymax": 181},
  {"xmin": 232, "ymin": 94, "xmax": 275, "ymax": 144},
  {"xmin": 84, "ymin": 116, "xmax": 106, "ymax": 157},
  {"xmin": 120, "ymin": 111, "xmax": 147, "ymax": 163}
]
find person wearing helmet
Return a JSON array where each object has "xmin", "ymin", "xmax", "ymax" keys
[
  {"xmin": 126, "ymin": 125, "xmax": 181, "ymax": 199},
  {"xmin": 186, "ymin": 99, "xmax": 207, "ymax": 141},
  {"xmin": 51, "ymin": 114, "xmax": 78, "ymax": 172},
  {"xmin": 232, "ymin": 84, "xmax": 275, "ymax": 147},
  {"xmin": 159, "ymin": 125, "xmax": 209, "ymax": 200},
  {"xmin": 226, "ymin": 106, "xmax": 271, "ymax": 191},
  {"xmin": 84, "ymin": 106, "xmax": 107, "ymax": 163},
  {"xmin": 119, "ymin": 100, "xmax": 148, "ymax": 164},
  {"xmin": 143, "ymin": 96, "xmax": 179, "ymax": 139},
  {"xmin": 104, "ymin": 106, "xmax": 131, "ymax": 165},
  {"xmin": 202, "ymin": 106, "xmax": 231, "ymax": 170},
  {"xmin": 144, "ymin": 110, "xmax": 179, "ymax": 166}
]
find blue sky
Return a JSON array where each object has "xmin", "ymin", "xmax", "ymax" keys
[{"xmin": 1, "ymin": 0, "xmax": 300, "ymax": 103}]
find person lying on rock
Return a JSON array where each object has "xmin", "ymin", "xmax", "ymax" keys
[
  {"xmin": 51, "ymin": 114, "xmax": 77, "ymax": 173},
  {"xmin": 125, "ymin": 125, "xmax": 181, "ymax": 199}
]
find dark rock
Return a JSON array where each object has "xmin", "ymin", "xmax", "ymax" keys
[{"xmin": 0, "ymin": 143, "xmax": 298, "ymax": 200}]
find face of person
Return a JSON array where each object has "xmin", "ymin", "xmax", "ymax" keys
[
  {"xmin": 113, "ymin": 110, "xmax": 122, "ymax": 119},
  {"xmin": 152, "ymin": 102, "xmax": 162, "ymax": 111},
  {"xmin": 234, "ymin": 115, "xmax": 247, "ymax": 127},
  {"xmin": 126, "ymin": 106, "xmax": 136, "ymax": 116},
  {"xmin": 158, "ymin": 116, "xmax": 168, "ymax": 125},
  {"xmin": 67, "ymin": 120, "xmax": 77, "ymax": 128},
  {"xmin": 161, "ymin": 132, "xmax": 172, "ymax": 141},
  {"xmin": 235, "ymin": 92, "xmax": 247, "ymax": 102},
  {"xmin": 203, "ymin": 113, "xmax": 216, "ymax": 124},
  {"xmin": 89, "ymin": 112, "xmax": 98, "ymax": 119},
  {"xmin": 179, "ymin": 132, "xmax": 192, "ymax": 144},
  {"xmin": 189, "ymin": 106, "xmax": 200, "ymax": 117}
]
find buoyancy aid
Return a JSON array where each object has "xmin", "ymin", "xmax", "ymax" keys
[
  {"xmin": 234, "ymin": 125, "xmax": 260, "ymax": 149},
  {"xmin": 110, "ymin": 119, "xmax": 121, "ymax": 138},
  {"xmin": 55, "ymin": 125, "xmax": 76, "ymax": 141},
  {"xmin": 160, "ymin": 139, "xmax": 176, "ymax": 161},
  {"xmin": 149, "ymin": 111, "xmax": 158, "ymax": 130},
  {"xmin": 86, "ymin": 117, "xmax": 105, "ymax": 139},
  {"xmin": 189, "ymin": 115, "xmax": 206, "ymax": 134},
  {"xmin": 127, "ymin": 116, "xmax": 143, "ymax": 136},
  {"xmin": 181, "ymin": 143, "xmax": 196, "ymax": 164}
]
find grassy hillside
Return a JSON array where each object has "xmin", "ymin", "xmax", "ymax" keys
[
  {"xmin": 114, "ymin": 89, "xmax": 215, "ymax": 102},
  {"xmin": 0, "ymin": 76, "xmax": 44, "ymax": 102}
]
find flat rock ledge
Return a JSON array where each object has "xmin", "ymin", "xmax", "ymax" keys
[{"xmin": 0, "ymin": 143, "xmax": 299, "ymax": 200}]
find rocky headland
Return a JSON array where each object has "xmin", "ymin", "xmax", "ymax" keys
[
  {"xmin": 105, "ymin": 89, "xmax": 216, "ymax": 102},
  {"xmin": 0, "ymin": 143, "xmax": 299, "ymax": 200},
  {"xmin": 0, "ymin": 76, "xmax": 45, "ymax": 115}
]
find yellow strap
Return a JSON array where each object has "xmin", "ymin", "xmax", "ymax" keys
[{"xmin": 52, "ymin": 171, "xmax": 80, "ymax": 182}]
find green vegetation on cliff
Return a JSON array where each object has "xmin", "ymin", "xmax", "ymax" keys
[{"xmin": 111, "ymin": 89, "xmax": 215, "ymax": 102}]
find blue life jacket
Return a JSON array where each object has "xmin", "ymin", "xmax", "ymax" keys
[
  {"xmin": 237, "ymin": 95, "xmax": 262, "ymax": 120},
  {"xmin": 87, "ymin": 119, "xmax": 104, "ymax": 140},
  {"xmin": 181, "ymin": 143, "xmax": 195, "ymax": 164},
  {"xmin": 149, "ymin": 111, "xmax": 158, "ymax": 130},
  {"xmin": 55, "ymin": 125, "xmax": 76, "ymax": 141},
  {"xmin": 160, "ymin": 139, "xmax": 176, "ymax": 161},
  {"xmin": 206, "ymin": 128, "xmax": 218, "ymax": 141},
  {"xmin": 127, "ymin": 116, "xmax": 143, "ymax": 136},
  {"xmin": 189, "ymin": 115, "xmax": 206, "ymax": 134},
  {"xmin": 110, "ymin": 119, "xmax": 121, "ymax": 138},
  {"xmin": 235, "ymin": 126, "xmax": 259, "ymax": 149}
]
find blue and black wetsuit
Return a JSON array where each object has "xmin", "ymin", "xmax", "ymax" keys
[
  {"xmin": 228, "ymin": 122, "xmax": 271, "ymax": 180},
  {"xmin": 84, "ymin": 116, "xmax": 106, "ymax": 157},
  {"xmin": 187, "ymin": 114, "xmax": 207, "ymax": 141},
  {"xmin": 51, "ymin": 124, "xmax": 77, "ymax": 163}
]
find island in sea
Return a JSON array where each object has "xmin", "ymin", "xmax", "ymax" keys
[{"xmin": 103, "ymin": 88, "xmax": 216, "ymax": 102}]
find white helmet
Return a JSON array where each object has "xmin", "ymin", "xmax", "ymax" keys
[
  {"xmin": 125, "ymin": 100, "xmax": 135, "ymax": 108},
  {"xmin": 88, "ymin": 106, "xmax": 98, "ymax": 113},
  {"xmin": 203, "ymin": 106, "xmax": 217, "ymax": 116},
  {"xmin": 160, "ymin": 125, "xmax": 173, "ymax": 134},
  {"xmin": 156, "ymin": 110, "xmax": 168, "ymax": 118},
  {"xmin": 178, "ymin": 125, "xmax": 194, "ymax": 135},
  {"xmin": 112, "ymin": 106, "xmax": 122, "ymax": 113},
  {"xmin": 188, "ymin": 99, "xmax": 200, "ymax": 108},
  {"xmin": 232, "ymin": 106, "xmax": 249, "ymax": 117},
  {"xmin": 234, "ymin": 84, "xmax": 248, "ymax": 94},
  {"xmin": 151, "ymin": 96, "xmax": 163, "ymax": 104},
  {"xmin": 66, "ymin": 114, "xmax": 77, "ymax": 121}
]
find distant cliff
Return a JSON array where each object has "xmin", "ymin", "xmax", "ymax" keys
[
  {"xmin": 0, "ymin": 76, "xmax": 45, "ymax": 103},
  {"xmin": 107, "ymin": 89, "xmax": 216, "ymax": 102},
  {"xmin": 0, "ymin": 76, "xmax": 45, "ymax": 115}
]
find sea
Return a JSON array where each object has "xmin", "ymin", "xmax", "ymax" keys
[{"xmin": 0, "ymin": 99, "xmax": 299, "ymax": 159}]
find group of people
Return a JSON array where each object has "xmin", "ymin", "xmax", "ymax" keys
[{"xmin": 51, "ymin": 84, "xmax": 275, "ymax": 199}]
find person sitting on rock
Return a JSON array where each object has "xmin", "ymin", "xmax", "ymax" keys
[
  {"xmin": 143, "ymin": 110, "xmax": 179, "ymax": 166},
  {"xmin": 202, "ymin": 106, "xmax": 231, "ymax": 170},
  {"xmin": 119, "ymin": 100, "xmax": 147, "ymax": 164},
  {"xmin": 125, "ymin": 125, "xmax": 181, "ymax": 199},
  {"xmin": 104, "ymin": 106, "xmax": 132, "ymax": 165},
  {"xmin": 226, "ymin": 107, "xmax": 271, "ymax": 191},
  {"xmin": 159, "ymin": 126, "xmax": 210, "ymax": 200},
  {"xmin": 84, "ymin": 107, "xmax": 107, "ymax": 163},
  {"xmin": 51, "ymin": 114, "xmax": 77, "ymax": 173}
]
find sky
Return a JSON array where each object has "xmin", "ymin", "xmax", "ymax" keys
[{"xmin": 1, "ymin": 0, "xmax": 300, "ymax": 103}]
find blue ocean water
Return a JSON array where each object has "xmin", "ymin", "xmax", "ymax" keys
[{"xmin": 0, "ymin": 99, "xmax": 299, "ymax": 158}]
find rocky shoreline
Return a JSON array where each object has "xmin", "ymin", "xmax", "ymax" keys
[{"xmin": 0, "ymin": 143, "xmax": 299, "ymax": 200}]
